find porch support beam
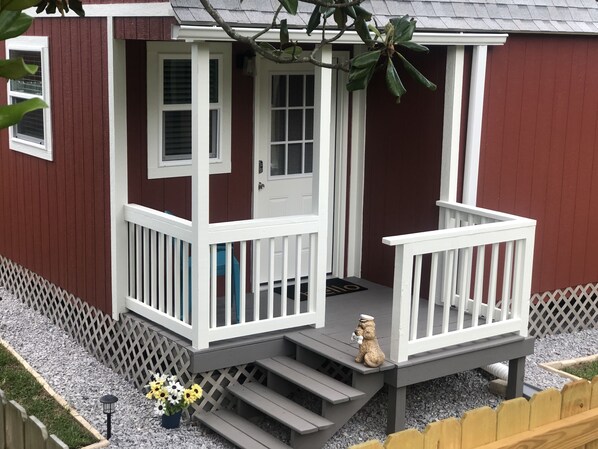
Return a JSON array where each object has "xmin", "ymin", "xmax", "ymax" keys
[
  {"xmin": 108, "ymin": 18, "xmax": 129, "ymax": 319},
  {"xmin": 191, "ymin": 42, "xmax": 211, "ymax": 349},
  {"xmin": 439, "ymin": 45, "xmax": 464, "ymax": 203},
  {"xmin": 463, "ymin": 45, "xmax": 488, "ymax": 206},
  {"xmin": 312, "ymin": 45, "xmax": 333, "ymax": 327}
]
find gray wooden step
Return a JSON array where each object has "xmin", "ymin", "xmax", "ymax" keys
[
  {"xmin": 286, "ymin": 331, "xmax": 395, "ymax": 374},
  {"xmin": 197, "ymin": 409, "xmax": 291, "ymax": 449},
  {"xmin": 256, "ymin": 356, "xmax": 365, "ymax": 404},
  {"xmin": 228, "ymin": 381, "xmax": 333, "ymax": 434}
]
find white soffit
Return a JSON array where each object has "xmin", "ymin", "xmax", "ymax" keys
[{"xmin": 173, "ymin": 26, "xmax": 508, "ymax": 46}]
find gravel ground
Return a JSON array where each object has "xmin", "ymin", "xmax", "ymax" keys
[{"xmin": 1, "ymin": 286, "xmax": 596, "ymax": 448}]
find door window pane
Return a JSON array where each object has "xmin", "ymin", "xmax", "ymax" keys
[
  {"xmin": 271, "ymin": 110, "xmax": 286, "ymax": 142},
  {"xmin": 288, "ymin": 109, "xmax": 303, "ymax": 141},
  {"xmin": 305, "ymin": 143, "xmax": 313, "ymax": 173},
  {"xmin": 271, "ymin": 75, "xmax": 287, "ymax": 107},
  {"xmin": 270, "ymin": 144, "xmax": 286, "ymax": 176},
  {"xmin": 288, "ymin": 75, "xmax": 304, "ymax": 107},
  {"xmin": 305, "ymin": 108, "xmax": 314, "ymax": 140},
  {"xmin": 305, "ymin": 75, "xmax": 314, "ymax": 107},
  {"xmin": 288, "ymin": 143, "xmax": 303, "ymax": 175}
]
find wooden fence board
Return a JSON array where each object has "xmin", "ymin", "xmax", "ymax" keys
[
  {"xmin": 0, "ymin": 389, "xmax": 6, "ymax": 449},
  {"xmin": 24, "ymin": 416, "xmax": 48, "ymax": 449},
  {"xmin": 561, "ymin": 380, "xmax": 591, "ymax": 449},
  {"xmin": 461, "ymin": 407, "xmax": 496, "ymax": 449},
  {"xmin": 586, "ymin": 377, "xmax": 598, "ymax": 449},
  {"xmin": 529, "ymin": 388, "xmax": 561, "ymax": 429},
  {"xmin": 496, "ymin": 397, "xmax": 529, "ymax": 439},
  {"xmin": 385, "ymin": 429, "xmax": 423, "ymax": 449},
  {"xmin": 46, "ymin": 435, "xmax": 69, "ymax": 449},
  {"xmin": 423, "ymin": 417, "xmax": 461, "ymax": 449},
  {"xmin": 5, "ymin": 401, "xmax": 27, "ymax": 449},
  {"xmin": 350, "ymin": 442, "xmax": 384, "ymax": 449}
]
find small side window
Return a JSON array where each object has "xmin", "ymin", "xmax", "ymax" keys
[
  {"xmin": 6, "ymin": 36, "xmax": 52, "ymax": 161},
  {"xmin": 147, "ymin": 42, "xmax": 231, "ymax": 178}
]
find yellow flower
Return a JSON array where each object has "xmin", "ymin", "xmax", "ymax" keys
[
  {"xmin": 191, "ymin": 384, "xmax": 203, "ymax": 397},
  {"xmin": 145, "ymin": 391, "xmax": 154, "ymax": 399}
]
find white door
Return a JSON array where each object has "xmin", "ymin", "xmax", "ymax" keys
[{"xmin": 254, "ymin": 59, "xmax": 343, "ymax": 283}]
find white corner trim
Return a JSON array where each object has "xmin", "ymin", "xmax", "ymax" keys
[
  {"xmin": 439, "ymin": 45, "xmax": 464, "ymax": 203},
  {"xmin": 346, "ymin": 45, "xmax": 367, "ymax": 278},
  {"xmin": 108, "ymin": 17, "xmax": 129, "ymax": 320},
  {"xmin": 25, "ymin": 2, "xmax": 173, "ymax": 18},
  {"xmin": 462, "ymin": 45, "xmax": 488, "ymax": 206},
  {"xmin": 174, "ymin": 26, "xmax": 508, "ymax": 46}
]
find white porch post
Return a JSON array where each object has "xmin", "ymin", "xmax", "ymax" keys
[
  {"xmin": 439, "ymin": 46, "xmax": 464, "ymax": 203},
  {"xmin": 312, "ymin": 45, "xmax": 333, "ymax": 327},
  {"xmin": 191, "ymin": 42, "xmax": 211, "ymax": 349},
  {"xmin": 108, "ymin": 18, "xmax": 129, "ymax": 319},
  {"xmin": 462, "ymin": 45, "xmax": 488, "ymax": 206}
]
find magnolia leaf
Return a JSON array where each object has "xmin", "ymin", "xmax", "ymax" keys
[
  {"xmin": 306, "ymin": 5, "xmax": 320, "ymax": 35},
  {"xmin": 354, "ymin": 5, "xmax": 372, "ymax": 21},
  {"xmin": 0, "ymin": 57, "xmax": 37, "ymax": 79},
  {"xmin": 398, "ymin": 41, "xmax": 429, "ymax": 53},
  {"xmin": 319, "ymin": 6, "xmax": 334, "ymax": 19},
  {"xmin": 278, "ymin": 0, "xmax": 297, "ymax": 15},
  {"xmin": 347, "ymin": 62, "xmax": 376, "ymax": 92},
  {"xmin": 0, "ymin": 97, "xmax": 46, "ymax": 130},
  {"xmin": 282, "ymin": 44, "xmax": 302, "ymax": 56},
  {"xmin": 67, "ymin": 0, "xmax": 84, "ymax": 17},
  {"xmin": 355, "ymin": 17, "xmax": 372, "ymax": 44},
  {"xmin": 391, "ymin": 16, "xmax": 416, "ymax": 43},
  {"xmin": 397, "ymin": 53, "xmax": 437, "ymax": 91},
  {"xmin": 385, "ymin": 60, "xmax": 406, "ymax": 102},
  {"xmin": 368, "ymin": 23, "xmax": 383, "ymax": 41},
  {"xmin": 1, "ymin": 0, "xmax": 40, "ymax": 11},
  {"xmin": 333, "ymin": 7, "xmax": 346, "ymax": 29},
  {"xmin": 280, "ymin": 19, "xmax": 289, "ymax": 45},
  {"xmin": 351, "ymin": 49, "xmax": 381, "ymax": 69},
  {"xmin": 345, "ymin": 6, "xmax": 356, "ymax": 19},
  {"xmin": 0, "ymin": 10, "xmax": 31, "ymax": 40}
]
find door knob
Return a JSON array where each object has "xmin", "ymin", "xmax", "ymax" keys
[{"xmin": 258, "ymin": 182, "xmax": 265, "ymax": 190}]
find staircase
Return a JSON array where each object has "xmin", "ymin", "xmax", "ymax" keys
[{"xmin": 197, "ymin": 329, "xmax": 395, "ymax": 449}]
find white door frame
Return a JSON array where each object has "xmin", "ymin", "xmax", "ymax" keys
[{"xmin": 252, "ymin": 51, "xmax": 350, "ymax": 279}]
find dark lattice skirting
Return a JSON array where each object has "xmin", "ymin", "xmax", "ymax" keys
[{"xmin": 0, "ymin": 255, "xmax": 266, "ymax": 414}]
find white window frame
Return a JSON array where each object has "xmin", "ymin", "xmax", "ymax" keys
[
  {"xmin": 147, "ymin": 41, "xmax": 232, "ymax": 178},
  {"xmin": 5, "ymin": 36, "xmax": 52, "ymax": 161}
]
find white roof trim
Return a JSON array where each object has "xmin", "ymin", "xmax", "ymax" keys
[{"xmin": 173, "ymin": 25, "xmax": 508, "ymax": 46}]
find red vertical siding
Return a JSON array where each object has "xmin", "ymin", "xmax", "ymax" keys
[
  {"xmin": 361, "ymin": 48, "xmax": 448, "ymax": 287},
  {"xmin": 126, "ymin": 41, "xmax": 254, "ymax": 223},
  {"xmin": 0, "ymin": 18, "xmax": 111, "ymax": 314},
  {"xmin": 113, "ymin": 17, "xmax": 174, "ymax": 40},
  {"xmin": 479, "ymin": 35, "xmax": 598, "ymax": 294}
]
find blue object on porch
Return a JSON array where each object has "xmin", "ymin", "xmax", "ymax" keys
[
  {"xmin": 164, "ymin": 211, "xmax": 240, "ymax": 322},
  {"xmin": 186, "ymin": 245, "xmax": 241, "ymax": 323}
]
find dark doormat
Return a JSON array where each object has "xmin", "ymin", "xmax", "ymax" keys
[{"xmin": 274, "ymin": 278, "xmax": 367, "ymax": 300}]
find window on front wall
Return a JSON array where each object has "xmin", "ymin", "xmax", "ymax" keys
[
  {"xmin": 147, "ymin": 42, "xmax": 231, "ymax": 178},
  {"xmin": 6, "ymin": 36, "xmax": 52, "ymax": 161}
]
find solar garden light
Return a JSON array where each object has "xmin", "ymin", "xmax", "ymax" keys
[{"xmin": 99, "ymin": 394, "xmax": 118, "ymax": 439}]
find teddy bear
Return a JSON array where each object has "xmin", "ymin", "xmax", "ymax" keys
[{"xmin": 351, "ymin": 314, "xmax": 386, "ymax": 368}]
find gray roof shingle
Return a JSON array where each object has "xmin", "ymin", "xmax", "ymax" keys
[{"xmin": 170, "ymin": 0, "xmax": 598, "ymax": 35}]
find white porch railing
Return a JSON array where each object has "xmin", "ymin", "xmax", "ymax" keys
[
  {"xmin": 124, "ymin": 204, "xmax": 323, "ymax": 346},
  {"xmin": 383, "ymin": 201, "xmax": 536, "ymax": 363}
]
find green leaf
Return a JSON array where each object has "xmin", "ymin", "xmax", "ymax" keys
[
  {"xmin": 306, "ymin": 5, "xmax": 320, "ymax": 35},
  {"xmin": 278, "ymin": 0, "xmax": 297, "ymax": 15},
  {"xmin": 333, "ymin": 7, "xmax": 346, "ymax": 28},
  {"xmin": 345, "ymin": 6, "xmax": 356, "ymax": 20},
  {"xmin": 391, "ymin": 16, "xmax": 416, "ymax": 43},
  {"xmin": 259, "ymin": 42, "xmax": 277, "ymax": 53},
  {"xmin": 280, "ymin": 19, "xmax": 289, "ymax": 45},
  {"xmin": 319, "ymin": 6, "xmax": 334, "ymax": 19},
  {"xmin": 347, "ymin": 62, "xmax": 377, "ymax": 92},
  {"xmin": 397, "ymin": 53, "xmax": 437, "ymax": 91},
  {"xmin": 351, "ymin": 49, "xmax": 381, "ymax": 69},
  {"xmin": 355, "ymin": 17, "xmax": 372, "ymax": 44},
  {"xmin": 397, "ymin": 41, "xmax": 429, "ymax": 53},
  {"xmin": 67, "ymin": 0, "xmax": 84, "ymax": 17},
  {"xmin": 0, "ymin": 97, "xmax": 46, "ymax": 130},
  {"xmin": 1, "ymin": 0, "xmax": 40, "ymax": 11},
  {"xmin": 385, "ymin": 60, "xmax": 406, "ymax": 102},
  {"xmin": 0, "ymin": 10, "xmax": 31, "ymax": 40},
  {"xmin": 354, "ymin": 5, "xmax": 372, "ymax": 21},
  {"xmin": 368, "ymin": 23, "xmax": 383, "ymax": 41},
  {"xmin": 0, "ymin": 57, "xmax": 37, "ymax": 79}
]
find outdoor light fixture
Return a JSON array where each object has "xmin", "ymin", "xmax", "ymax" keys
[{"xmin": 99, "ymin": 394, "xmax": 118, "ymax": 439}]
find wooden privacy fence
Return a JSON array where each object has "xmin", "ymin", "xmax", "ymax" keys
[
  {"xmin": 0, "ymin": 390, "xmax": 67, "ymax": 449},
  {"xmin": 351, "ymin": 377, "xmax": 598, "ymax": 449}
]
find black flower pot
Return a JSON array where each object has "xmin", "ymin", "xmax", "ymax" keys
[{"xmin": 161, "ymin": 411, "xmax": 182, "ymax": 429}]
